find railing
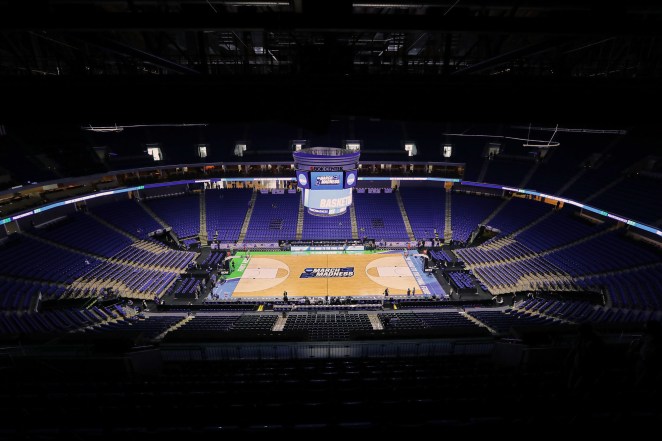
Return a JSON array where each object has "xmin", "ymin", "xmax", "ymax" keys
[{"xmin": 160, "ymin": 338, "xmax": 495, "ymax": 361}]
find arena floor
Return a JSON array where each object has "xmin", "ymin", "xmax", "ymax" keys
[{"xmin": 211, "ymin": 251, "xmax": 445, "ymax": 298}]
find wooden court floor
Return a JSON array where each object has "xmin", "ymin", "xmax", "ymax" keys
[{"xmin": 233, "ymin": 253, "xmax": 421, "ymax": 297}]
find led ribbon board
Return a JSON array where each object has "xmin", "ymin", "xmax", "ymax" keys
[{"xmin": 2, "ymin": 175, "xmax": 660, "ymax": 238}]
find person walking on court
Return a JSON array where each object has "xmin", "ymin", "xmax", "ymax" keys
[
  {"xmin": 407, "ymin": 288, "xmax": 411, "ymax": 296},
  {"xmin": 412, "ymin": 287, "xmax": 416, "ymax": 295}
]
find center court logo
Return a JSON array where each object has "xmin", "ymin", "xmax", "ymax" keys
[{"xmin": 300, "ymin": 267, "xmax": 355, "ymax": 278}]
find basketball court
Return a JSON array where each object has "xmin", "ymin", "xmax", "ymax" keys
[{"xmin": 211, "ymin": 251, "xmax": 446, "ymax": 298}]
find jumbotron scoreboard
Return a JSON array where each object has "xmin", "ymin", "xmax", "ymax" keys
[{"xmin": 293, "ymin": 147, "xmax": 360, "ymax": 216}]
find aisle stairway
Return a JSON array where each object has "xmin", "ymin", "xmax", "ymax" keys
[
  {"xmin": 481, "ymin": 197, "xmax": 511, "ymax": 226},
  {"xmin": 395, "ymin": 189, "xmax": 415, "ymax": 241},
  {"xmin": 518, "ymin": 161, "xmax": 540, "ymax": 188},
  {"xmin": 138, "ymin": 200, "xmax": 170, "ymax": 230},
  {"xmin": 155, "ymin": 315, "xmax": 193, "ymax": 340},
  {"xmin": 368, "ymin": 313, "xmax": 384, "ymax": 330},
  {"xmin": 557, "ymin": 168, "xmax": 586, "ymax": 196},
  {"xmin": 443, "ymin": 188, "xmax": 453, "ymax": 243},
  {"xmin": 272, "ymin": 315, "xmax": 287, "ymax": 332},
  {"xmin": 199, "ymin": 190, "xmax": 208, "ymax": 246},
  {"xmin": 349, "ymin": 201, "xmax": 359, "ymax": 240},
  {"xmin": 22, "ymin": 231, "xmax": 104, "ymax": 260},
  {"xmin": 296, "ymin": 196, "xmax": 304, "ymax": 240},
  {"xmin": 87, "ymin": 212, "xmax": 138, "ymax": 242},
  {"xmin": 584, "ymin": 176, "xmax": 625, "ymax": 203},
  {"xmin": 238, "ymin": 190, "xmax": 258, "ymax": 243}
]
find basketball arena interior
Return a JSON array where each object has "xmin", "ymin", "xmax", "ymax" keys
[{"xmin": 0, "ymin": 1, "xmax": 662, "ymax": 437}]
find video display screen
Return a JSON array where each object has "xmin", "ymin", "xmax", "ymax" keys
[
  {"xmin": 311, "ymin": 171, "xmax": 344, "ymax": 190},
  {"xmin": 303, "ymin": 188, "xmax": 353, "ymax": 215}
]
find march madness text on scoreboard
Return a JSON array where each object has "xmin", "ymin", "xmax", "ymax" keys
[{"xmin": 315, "ymin": 175, "xmax": 341, "ymax": 186}]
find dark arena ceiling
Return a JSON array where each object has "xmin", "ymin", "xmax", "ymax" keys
[{"xmin": 0, "ymin": 0, "xmax": 661, "ymax": 123}]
